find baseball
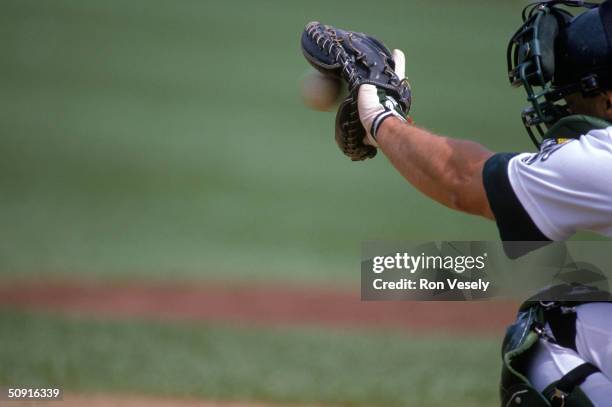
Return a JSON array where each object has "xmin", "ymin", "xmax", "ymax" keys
[{"xmin": 300, "ymin": 69, "xmax": 343, "ymax": 111}]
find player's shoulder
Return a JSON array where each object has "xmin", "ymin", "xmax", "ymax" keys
[
  {"xmin": 510, "ymin": 124, "xmax": 612, "ymax": 172},
  {"xmin": 583, "ymin": 125, "xmax": 612, "ymax": 147},
  {"xmin": 483, "ymin": 126, "xmax": 612, "ymax": 242},
  {"xmin": 586, "ymin": 125, "xmax": 612, "ymax": 138}
]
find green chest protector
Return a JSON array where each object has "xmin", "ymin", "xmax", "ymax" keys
[
  {"xmin": 500, "ymin": 116, "xmax": 611, "ymax": 407},
  {"xmin": 500, "ymin": 297, "xmax": 601, "ymax": 407},
  {"xmin": 500, "ymin": 281, "xmax": 612, "ymax": 407}
]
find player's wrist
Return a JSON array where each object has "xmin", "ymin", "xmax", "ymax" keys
[
  {"xmin": 358, "ymin": 85, "xmax": 408, "ymax": 147},
  {"xmin": 373, "ymin": 116, "xmax": 404, "ymax": 144},
  {"xmin": 370, "ymin": 109, "xmax": 407, "ymax": 145},
  {"xmin": 371, "ymin": 109, "xmax": 404, "ymax": 136}
]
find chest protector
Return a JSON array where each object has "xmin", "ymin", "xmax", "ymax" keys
[{"xmin": 500, "ymin": 284, "xmax": 612, "ymax": 407}]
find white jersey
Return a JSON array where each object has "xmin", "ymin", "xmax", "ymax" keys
[{"xmin": 507, "ymin": 126, "xmax": 612, "ymax": 240}]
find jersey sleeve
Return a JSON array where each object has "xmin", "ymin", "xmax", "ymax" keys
[
  {"xmin": 484, "ymin": 127, "xmax": 612, "ymax": 242},
  {"xmin": 482, "ymin": 153, "xmax": 551, "ymax": 242}
]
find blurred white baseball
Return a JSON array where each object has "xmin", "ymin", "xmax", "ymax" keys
[{"xmin": 300, "ymin": 69, "xmax": 343, "ymax": 111}]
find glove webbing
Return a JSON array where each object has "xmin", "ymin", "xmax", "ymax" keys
[{"xmin": 305, "ymin": 23, "xmax": 360, "ymax": 90}]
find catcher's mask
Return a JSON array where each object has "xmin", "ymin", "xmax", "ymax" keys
[{"xmin": 507, "ymin": 0, "xmax": 612, "ymax": 147}]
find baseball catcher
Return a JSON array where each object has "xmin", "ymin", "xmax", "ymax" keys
[{"xmin": 301, "ymin": 1, "xmax": 612, "ymax": 406}]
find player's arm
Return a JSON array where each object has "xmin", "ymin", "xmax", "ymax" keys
[
  {"xmin": 374, "ymin": 116, "xmax": 494, "ymax": 219},
  {"xmin": 355, "ymin": 49, "xmax": 495, "ymax": 220},
  {"xmin": 363, "ymin": 89, "xmax": 551, "ymax": 245},
  {"xmin": 358, "ymin": 50, "xmax": 571, "ymax": 244}
]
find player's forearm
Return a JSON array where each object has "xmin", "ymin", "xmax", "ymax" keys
[{"xmin": 376, "ymin": 118, "xmax": 495, "ymax": 219}]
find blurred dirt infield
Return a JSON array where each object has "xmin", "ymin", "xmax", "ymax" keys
[
  {"xmin": 0, "ymin": 280, "xmax": 517, "ymax": 334},
  {"xmin": 5, "ymin": 394, "xmax": 311, "ymax": 407}
]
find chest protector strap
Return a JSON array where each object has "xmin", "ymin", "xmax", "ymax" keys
[{"xmin": 543, "ymin": 363, "xmax": 600, "ymax": 407}]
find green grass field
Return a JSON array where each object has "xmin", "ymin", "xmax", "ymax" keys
[
  {"xmin": 0, "ymin": 0, "xmax": 535, "ymax": 282},
  {"xmin": 0, "ymin": 311, "xmax": 501, "ymax": 407}
]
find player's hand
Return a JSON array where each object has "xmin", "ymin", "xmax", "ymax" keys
[{"xmin": 358, "ymin": 49, "xmax": 410, "ymax": 147}]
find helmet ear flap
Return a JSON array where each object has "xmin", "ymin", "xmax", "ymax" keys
[
  {"xmin": 539, "ymin": 9, "xmax": 572, "ymax": 83},
  {"xmin": 513, "ymin": 8, "xmax": 572, "ymax": 87}
]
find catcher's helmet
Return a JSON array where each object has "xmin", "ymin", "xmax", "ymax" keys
[{"xmin": 507, "ymin": 0, "xmax": 612, "ymax": 146}]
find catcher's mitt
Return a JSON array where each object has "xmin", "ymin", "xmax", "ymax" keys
[{"xmin": 301, "ymin": 21, "xmax": 412, "ymax": 161}]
